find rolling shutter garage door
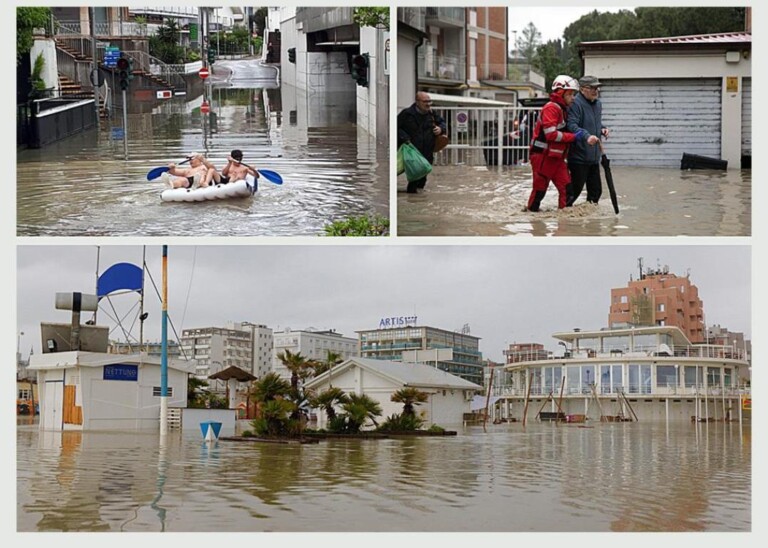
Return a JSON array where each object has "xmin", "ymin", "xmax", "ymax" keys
[
  {"xmin": 599, "ymin": 78, "xmax": 722, "ymax": 167},
  {"xmin": 741, "ymin": 77, "xmax": 751, "ymax": 157}
]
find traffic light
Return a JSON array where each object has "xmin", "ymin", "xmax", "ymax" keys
[
  {"xmin": 287, "ymin": 47, "xmax": 296, "ymax": 64},
  {"xmin": 207, "ymin": 49, "xmax": 216, "ymax": 65},
  {"xmin": 117, "ymin": 56, "xmax": 130, "ymax": 91},
  {"xmin": 350, "ymin": 53, "xmax": 369, "ymax": 87}
]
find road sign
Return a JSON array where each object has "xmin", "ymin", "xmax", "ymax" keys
[
  {"xmin": 111, "ymin": 127, "xmax": 124, "ymax": 140},
  {"xmin": 200, "ymin": 101, "xmax": 210, "ymax": 114},
  {"xmin": 103, "ymin": 47, "xmax": 121, "ymax": 68},
  {"xmin": 157, "ymin": 90, "xmax": 172, "ymax": 99},
  {"xmin": 456, "ymin": 110, "xmax": 469, "ymax": 132},
  {"xmin": 199, "ymin": 67, "xmax": 210, "ymax": 79}
]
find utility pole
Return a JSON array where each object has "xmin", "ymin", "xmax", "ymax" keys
[{"xmin": 89, "ymin": 7, "xmax": 99, "ymax": 120}]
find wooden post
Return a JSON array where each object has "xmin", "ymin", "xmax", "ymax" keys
[
  {"xmin": 482, "ymin": 363, "xmax": 495, "ymax": 432},
  {"xmin": 535, "ymin": 391, "xmax": 554, "ymax": 419},
  {"xmin": 522, "ymin": 372, "xmax": 533, "ymax": 427},
  {"xmin": 556, "ymin": 375, "xmax": 566, "ymax": 425}
]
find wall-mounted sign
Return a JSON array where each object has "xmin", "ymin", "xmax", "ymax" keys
[
  {"xmin": 103, "ymin": 364, "xmax": 138, "ymax": 381},
  {"xmin": 726, "ymin": 76, "xmax": 739, "ymax": 93},
  {"xmin": 378, "ymin": 316, "xmax": 418, "ymax": 329},
  {"xmin": 456, "ymin": 111, "xmax": 469, "ymax": 132}
]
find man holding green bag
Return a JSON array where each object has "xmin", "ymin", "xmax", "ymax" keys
[{"xmin": 397, "ymin": 92, "xmax": 447, "ymax": 193}]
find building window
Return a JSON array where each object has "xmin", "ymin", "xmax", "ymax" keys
[
  {"xmin": 658, "ymin": 303, "xmax": 665, "ymax": 312},
  {"xmin": 656, "ymin": 365, "xmax": 677, "ymax": 388},
  {"xmin": 152, "ymin": 387, "xmax": 174, "ymax": 397}
]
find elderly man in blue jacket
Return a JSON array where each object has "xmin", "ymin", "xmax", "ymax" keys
[{"xmin": 566, "ymin": 75, "xmax": 610, "ymax": 206}]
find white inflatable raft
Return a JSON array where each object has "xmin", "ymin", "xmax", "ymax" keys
[{"xmin": 160, "ymin": 176, "xmax": 257, "ymax": 202}]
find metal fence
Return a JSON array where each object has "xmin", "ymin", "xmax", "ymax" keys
[{"xmin": 430, "ymin": 105, "xmax": 542, "ymax": 167}]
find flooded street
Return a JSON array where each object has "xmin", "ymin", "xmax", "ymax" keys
[
  {"xmin": 17, "ymin": 59, "xmax": 388, "ymax": 237},
  {"xmin": 17, "ymin": 419, "xmax": 750, "ymax": 532},
  {"xmin": 397, "ymin": 165, "xmax": 751, "ymax": 237}
]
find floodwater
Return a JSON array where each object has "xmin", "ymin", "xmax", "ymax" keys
[
  {"xmin": 397, "ymin": 164, "xmax": 751, "ymax": 237},
  {"xmin": 16, "ymin": 59, "xmax": 388, "ymax": 237},
  {"xmin": 17, "ymin": 419, "xmax": 750, "ymax": 532}
]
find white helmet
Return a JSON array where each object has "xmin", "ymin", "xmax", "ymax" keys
[{"xmin": 551, "ymin": 75, "xmax": 579, "ymax": 92}]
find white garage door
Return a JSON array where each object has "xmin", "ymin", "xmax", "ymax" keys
[
  {"xmin": 599, "ymin": 78, "xmax": 722, "ymax": 167},
  {"xmin": 741, "ymin": 77, "xmax": 751, "ymax": 157}
]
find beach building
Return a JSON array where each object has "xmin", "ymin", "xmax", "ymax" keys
[
  {"xmin": 495, "ymin": 325, "xmax": 750, "ymax": 423},
  {"xmin": 28, "ymin": 351, "xmax": 191, "ymax": 431},
  {"xmin": 304, "ymin": 357, "xmax": 482, "ymax": 428}
]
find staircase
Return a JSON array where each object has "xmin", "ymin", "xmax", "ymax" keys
[{"xmin": 57, "ymin": 73, "xmax": 109, "ymax": 119}]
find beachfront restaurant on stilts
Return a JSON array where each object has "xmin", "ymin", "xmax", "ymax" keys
[{"xmin": 494, "ymin": 326, "xmax": 750, "ymax": 423}]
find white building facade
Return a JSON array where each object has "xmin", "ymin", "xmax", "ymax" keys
[{"xmin": 272, "ymin": 328, "xmax": 358, "ymax": 381}]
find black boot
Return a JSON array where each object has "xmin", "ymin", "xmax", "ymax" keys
[{"xmin": 528, "ymin": 190, "xmax": 546, "ymax": 212}]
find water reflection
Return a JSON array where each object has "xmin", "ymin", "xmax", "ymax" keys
[
  {"xmin": 17, "ymin": 420, "xmax": 750, "ymax": 532},
  {"xmin": 17, "ymin": 66, "xmax": 387, "ymax": 237},
  {"xmin": 397, "ymin": 165, "xmax": 751, "ymax": 237}
]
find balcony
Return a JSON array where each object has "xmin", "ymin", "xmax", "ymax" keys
[
  {"xmin": 398, "ymin": 7, "xmax": 425, "ymax": 32},
  {"xmin": 425, "ymin": 7, "xmax": 466, "ymax": 28},
  {"xmin": 418, "ymin": 51, "xmax": 466, "ymax": 83}
]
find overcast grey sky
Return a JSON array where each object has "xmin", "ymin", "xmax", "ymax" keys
[
  {"xmin": 16, "ymin": 244, "xmax": 750, "ymax": 362},
  {"xmin": 508, "ymin": 6, "xmax": 627, "ymax": 44}
]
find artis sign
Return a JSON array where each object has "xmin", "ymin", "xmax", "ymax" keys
[{"xmin": 378, "ymin": 316, "xmax": 417, "ymax": 329}]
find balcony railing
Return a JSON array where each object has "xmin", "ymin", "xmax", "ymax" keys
[
  {"xmin": 418, "ymin": 51, "xmax": 466, "ymax": 82},
  {"xmin": 491, "ymin": 383, "xmax": 751, "ymax": 398},
  {"xmin": 425, "ymin": 7, "xmax": 466, "ymax": 27},
  {"xmin": 398, "ymin": 7, "xmax": 425, "ymax": 31}
]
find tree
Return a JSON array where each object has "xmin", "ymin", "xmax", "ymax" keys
[
  {"xmin": 515, "ymin": 22, "xmax": 541, "ymax": 63},
  {"xmin": 353, "ymin": 7, "xmax": 390, "ymax": 31},
  {"xmin": 311, "ymin": 350, "xmax": 344, "ymax": 377},
  {"xmin": 533, "ymin": 40, "xmax": 567, "ymax": 90},
  {"xmin": 341, "ymin": 393, "xmax": 382, "ymax": 432},
  {"xmin": 17, "ymin": 7, "xmax": 51, "ymax": 65},
  {"xmin": 149, "ymin": 19, "xmax": 185, "ymax": 64},
  {"xmin": 309, "ymin": 387, "xmax": 349, "ymax": 423},
  {"xmin": 391, "ymin": 387, "xmax": 429, "ymax": 418},
  {"xmin": 187, "ymin": 376, "xmax": 210, "ymax": 408},
  {"xmin": 277, "ymin": 349, "xmax": 313, "ymax": 393},
  {"xmin": 252, "ymin": 372, "xmax": 291, "ymax": 403}
]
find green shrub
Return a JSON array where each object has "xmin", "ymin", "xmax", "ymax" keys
[
  {"xmin": 427, "ymin": 424, "xmax": 445, "ymax": 433},
  {"xmin": 241, "ymin": 430, "xmax": 255, "ymax": 437},
  {"xmin": 323, "ymin": 215, "xmax": 390, "ymax": 237},
  {"xmin": 378, "ymin": 413, "xmax": 424, "ymax": 432}
]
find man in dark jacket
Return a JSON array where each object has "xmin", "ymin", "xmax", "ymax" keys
[
  {"xmin": 565, "ymin": 75, "xmax": 610, "ymax": 206},
  {"xmin": 397, "ymin": 91, "xmax": 447, "ymax": 193}
]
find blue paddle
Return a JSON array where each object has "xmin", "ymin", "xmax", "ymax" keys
[
  {"xmin": 235, "ymin": 161, "xmax": 282, "ymax": 185},
  {"xmin": 257, "ymin": 169, "xmax": 283, "ymax": 185},
  {"xmin": 147, "ymin": 157, "xmax": 191, "ymax": 181}
]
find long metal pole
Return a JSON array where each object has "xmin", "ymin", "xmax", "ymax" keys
[
  {"xmin": 90, "ymin": 8, "xmax": 99, "ymax": 120},
  {"xmin": 139, "ymin": 246, "xmax": 146, "ymax": 349},
  {"xmin": 122, "ymin": 89, "xmax": 128, "ymax": 159},
  {"xmin": 160, "ymin": 245, "xmax": 169, "ymax": 436},
  {"xmin": 93, "ymin": 245, "xmax": 100, "ymax": 324}
]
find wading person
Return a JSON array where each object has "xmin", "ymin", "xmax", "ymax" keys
[
  {"xmin": 566, "ymin": 75, "xmax": 610, "ymax": 206},
  {"xmin": 527, "ymin": 75, "xmax": 599, "ymax": 212},
  {"xmin": 397, "ymin": 91, "xmax": 447, "ymax": 193}
]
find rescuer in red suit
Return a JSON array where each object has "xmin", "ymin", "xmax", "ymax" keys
[{"xmin": 527, "ymin": 75, "xmax": 600, "ymax": 211}]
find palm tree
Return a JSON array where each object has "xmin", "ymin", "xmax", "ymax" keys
[
  {"xmin": 391, "ymin": 387, "xmax": 429, "ymax": 418},
  {"xmin": 186, "ymin": 376, "xmax": 209, "ymax": 408},
  {"xmin": 309, "ymin": 387, "xmax": 350, "ymax": 423},
  {"xmin": 252, "ymin": 372, "xmax": 290, "ymax": 403},
  {"xmin": 342, "ymin": 393, "xmax": 383, "ymax": 432},
  {"xmin": 277, "ymin": 349, "xmax": 313, "ymax": 392},
  {"xmin": 312, "ymin": 350, "xmax": 344, "ymax": 377}
]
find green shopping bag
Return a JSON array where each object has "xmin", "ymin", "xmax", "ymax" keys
[
  {"xmin": 401, "ymin": 142, "xmax": 432, "ymax": 182},
  {"xmin": 397, "ymin": 145, "xmax": 405, "ymax": 175}
]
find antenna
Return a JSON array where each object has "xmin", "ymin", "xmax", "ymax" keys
[{"xmin": 638, "ymin": 257, "xmax": 644, "ymax": 279}]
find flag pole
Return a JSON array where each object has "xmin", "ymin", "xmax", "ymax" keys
[{"xmin": 160, "ymin": 245, "xmax": 169, "ymax": 436}]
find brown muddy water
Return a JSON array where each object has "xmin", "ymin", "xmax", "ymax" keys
[
  {"xmin": 17, "ymin": 419, "xmax": 750, "ymax": 532},
  {"xmin": 397, "ymin": 165, "xmax": 751, "ymax": 237},
  {"xmin": 17, "ymin": 82, "xmax": 388, "ymax": 237}
]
